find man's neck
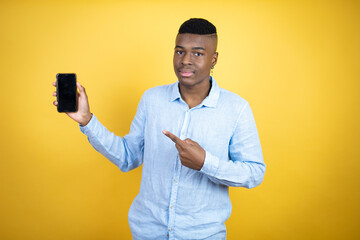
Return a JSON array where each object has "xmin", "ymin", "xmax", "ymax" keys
[{"xmin": 179, "ymin": 78, "xmax": 212, "ymax": 109}]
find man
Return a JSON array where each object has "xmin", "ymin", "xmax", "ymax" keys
[{"xmin": 52, "ymin": 18, "xmax": 265, "ymax": 240}]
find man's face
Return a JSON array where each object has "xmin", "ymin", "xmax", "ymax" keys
[{"xmin": 173, "ymin": 33, "xmax": 218, "ymax": 88}]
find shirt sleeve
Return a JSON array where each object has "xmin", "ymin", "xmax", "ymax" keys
[
  {"xmin": 79, "ymin": 95, "xmax": 146, "ymax": 172},
  {"xmin": 200, "ymin": 103, "xmax": 266, "ymax": 188}
]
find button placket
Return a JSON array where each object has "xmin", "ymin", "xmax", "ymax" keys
[
  {"xmin": 167, "ymin": 109, "xmax": 191, "ymax": 237},
  {"xmin": 180, "ymin": 110, "xmax": 190, "ymax": 140}
]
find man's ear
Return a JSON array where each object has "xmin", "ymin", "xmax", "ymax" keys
[{"xmin": 212, "ymin": 52, "xmax": 219, "ymax": 68}]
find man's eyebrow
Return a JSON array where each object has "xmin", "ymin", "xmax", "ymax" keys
[{"xmin": 175, "ymin": 45, "xmax": 205, "ymax": 50}]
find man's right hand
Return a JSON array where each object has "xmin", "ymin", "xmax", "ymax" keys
[{"xmin": 52, "ymin": 81, "xmax": 93, "ymax": 126}]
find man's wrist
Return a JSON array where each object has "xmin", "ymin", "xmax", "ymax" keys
[{"xmin": 80, "ymin": 113, "xmax": 93, "ymax": 126}]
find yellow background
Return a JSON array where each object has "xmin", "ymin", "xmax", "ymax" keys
[{"xmin": 1, "ymin": 0, "xmax": 359, "ymax": 239}]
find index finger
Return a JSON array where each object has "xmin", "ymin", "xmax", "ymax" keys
[{"xmin": 162, "ymin": 130, "xmax": 184, "ymax": 147}]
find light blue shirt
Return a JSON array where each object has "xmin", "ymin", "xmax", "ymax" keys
[{"xmin": 80, "ymin": 77, "xmax": 265, "ymax": 240}]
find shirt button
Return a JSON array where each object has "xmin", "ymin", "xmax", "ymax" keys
[
  {"xmin": 174, "ymin": 179, "xmax": 177, "ymax": 183},
  {"xmin": 170, "ymin": 205, "xmax": 173, "ymax": 209},
  {"xmin": 168, "ymin": 228, "xmax": 172, "ymax": 231}
]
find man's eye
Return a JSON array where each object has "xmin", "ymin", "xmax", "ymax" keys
[
  {"xmin": 194, "ymin": 52, "xmax": 203, "ymax": 56},
  {"xmin": 176, "ymin": 50, "xmax": 183, "ymax": 55}
]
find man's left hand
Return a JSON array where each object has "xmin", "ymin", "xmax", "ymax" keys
[{"xmin": 162, "ymin": 130, "xmax": 205, "ymax": 171}]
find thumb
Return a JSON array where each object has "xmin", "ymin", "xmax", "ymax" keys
[
  {"xmin": 184, "ymin": 138, "xmax": 194, "ymax": 144},
  {"xmin": 77, "ymin": 81, "xmax": 86, "ymax": 94}
]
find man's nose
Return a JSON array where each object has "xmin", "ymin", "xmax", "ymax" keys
[{"xmin": 181, "ymin": 52, "xmax": 192, "ymax": 65}]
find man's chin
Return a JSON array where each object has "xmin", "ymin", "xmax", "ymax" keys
[
  {"xmin": 177, "ymin": 72, "xmax": 211, "ymax": 86},
  {"xmin": 178, "ymin": 77, "xmax": 196, "ymax": 87}
]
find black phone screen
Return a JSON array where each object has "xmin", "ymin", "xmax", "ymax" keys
[{"xmin": 56, "ymin": 73, "xmax": 77, "ymax": 112}]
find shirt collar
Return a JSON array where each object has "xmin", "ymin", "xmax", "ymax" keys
[{"xmin": 170, "ymin": 76, "xmax": 220, "ymax": 108}]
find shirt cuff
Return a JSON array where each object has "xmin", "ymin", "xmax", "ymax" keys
[
  {"xmin": 200, "ymin": 151, "xmax": 220, "ymax": 177},
  {"xmin": 79, "ymin": 113, "xmax": 97, "ymax": 136}
]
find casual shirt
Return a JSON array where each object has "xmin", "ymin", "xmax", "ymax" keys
[{"xmin": 80, "ymin": 77, "xmax": 265, "ymax": 240}]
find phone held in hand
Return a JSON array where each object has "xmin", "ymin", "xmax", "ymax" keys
[{"xmin": 56, "ymin": 73, "xmax": 77, "ymax": 112}]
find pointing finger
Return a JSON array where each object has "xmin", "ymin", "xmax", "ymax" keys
[{"xmin": 162, "ymin": 130, "xmax": 184, "ymax": 147}]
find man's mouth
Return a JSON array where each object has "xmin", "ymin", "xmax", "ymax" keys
[{"xmin": 179, "ymin": 70, "xmax": 194, "ymax": 77}]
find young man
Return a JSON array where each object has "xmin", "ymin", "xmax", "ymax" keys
[{"xmin": 52, "ymin": 18, "xmax": 265, "ymax": 240}]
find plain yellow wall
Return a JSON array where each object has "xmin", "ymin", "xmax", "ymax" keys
[{"xmin": 1, "ymin": 0, "xmax": 359, "ymax": 239}]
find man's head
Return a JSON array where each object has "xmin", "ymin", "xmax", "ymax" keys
[
  {"xmin": 178, "ymin": 18, "xmax": 217, "ymax": 36},
  {"xmin": 173, "ymin": 18, "xmax": 218, "ymax": 88}
]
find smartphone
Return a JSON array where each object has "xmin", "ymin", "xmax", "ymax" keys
[{"xmin": 56, "ymin": 73, "xmax": 77, "ymax": 112}]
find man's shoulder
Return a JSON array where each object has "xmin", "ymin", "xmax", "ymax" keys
[
  {"xmin": 141, "ymin": 82, "xmax": 175, "ymax": 101},
  {"xmin": 218, "ymin": 87, "xmax": 249, "ymax": 108},
  {"xmin": 145, "ymin": 83, "xmax": 174, "ymax": 94}
]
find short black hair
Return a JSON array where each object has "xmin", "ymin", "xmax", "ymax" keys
[{"xmin": 178, "ymin": 18, "xmax": 217, "ymax": 35}]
